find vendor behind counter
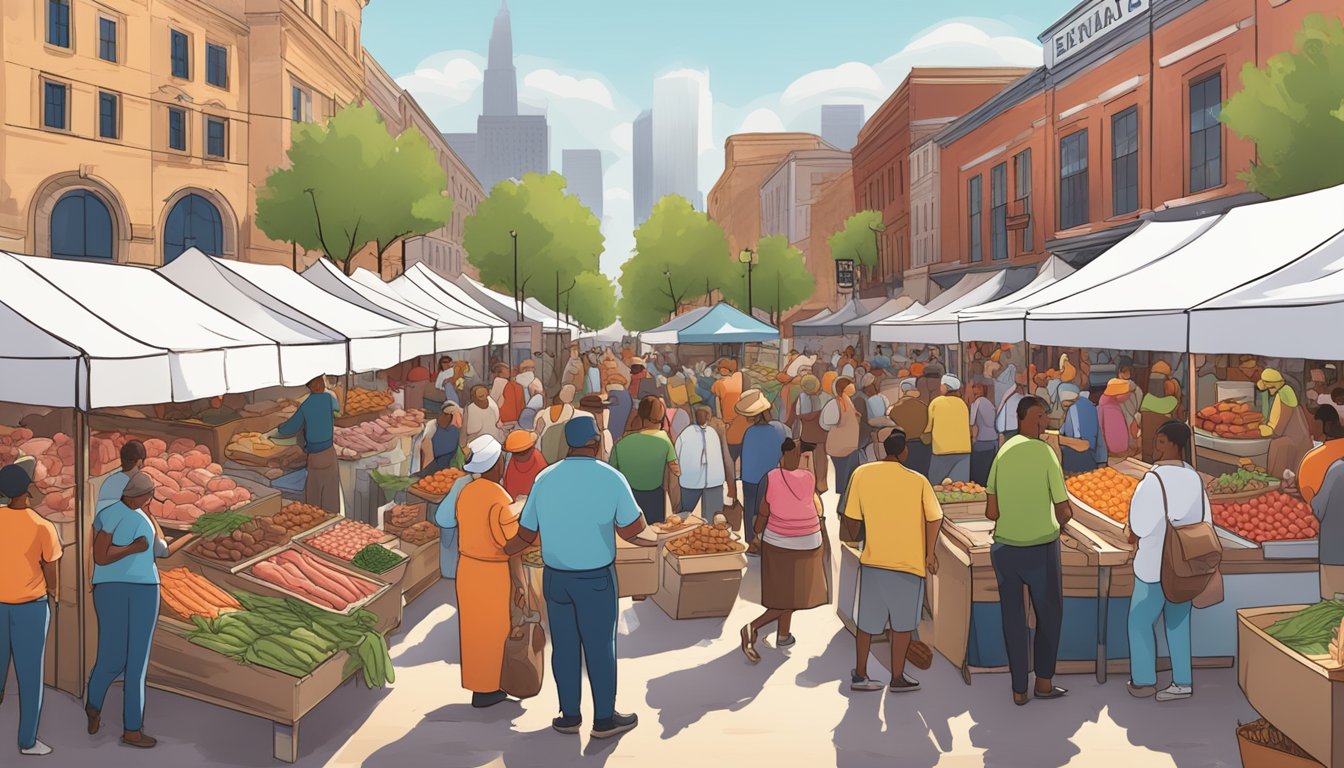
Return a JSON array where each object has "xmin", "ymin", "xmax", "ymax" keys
[{"xmin": 1257, "ymin": 368, "xmax": 1313, "ymax": 479}]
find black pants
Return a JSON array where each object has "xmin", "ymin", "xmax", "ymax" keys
[{"xmin": 990, "ymin": 540, "xmax": 1063, "ymax": 695}]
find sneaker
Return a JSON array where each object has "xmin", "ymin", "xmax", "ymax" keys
[
  {"xmin": 850, "ymin": 670, "xmax": 883, "ymax": 692},
  {"xmin": 776, "ymin": 634, "xmax": 796, "ymax": 648},
  {"xmin": 552, "ymin": 715, "xmax": 582, "ymax": 735},
  {"xmin": 889, "ymin": 675, "xmax": 921, "ymax": 693},
  {"xmin": 1156, "ymin": 684, "xmax": 1192, "ymax": 702},
  {"xmin": 1126, "ymin": 681, "xmax": 1157, "ymax": 698},
  {"xmin": 591, "ymin": 713, "xmax": 638, "ymax": 740},
  {"xmin": 19, "ymin": 740, "xmax": 52, "ymax": 756}
]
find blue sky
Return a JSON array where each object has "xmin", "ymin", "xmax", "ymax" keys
[{"xmin": 362, "ymin": 1, "xmax": 1077, "ymax": 275}]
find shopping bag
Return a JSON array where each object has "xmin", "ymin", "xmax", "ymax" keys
[
  {"xmin": 722, "ymin": 499, "xmax": 745, "ymax": 532},
  {"xmin": 501, "ymin": 610, "xmax": 546, "ymax": 699}
]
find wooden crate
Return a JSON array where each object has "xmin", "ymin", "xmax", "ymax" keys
[{"xmin": 399, "ymin": 538, "xmax": 440, "ymax": 605}]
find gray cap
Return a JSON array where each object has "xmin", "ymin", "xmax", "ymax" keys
[{"xmin": 123, "ymin": 471, "xmax": 156, "ymax": 498}]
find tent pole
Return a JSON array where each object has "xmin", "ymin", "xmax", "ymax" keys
[{"xmin": 74, "ymin": 406, "xmax": 88, "ymax": 698}]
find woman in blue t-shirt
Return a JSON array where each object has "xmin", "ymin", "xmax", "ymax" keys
[{"xmin": 86, "ymin": 471, "xmax": 166, "ymax": 749}]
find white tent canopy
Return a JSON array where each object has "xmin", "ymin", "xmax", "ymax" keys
[
  {"xmin": 1189, "ymin": 226, "xmax": 1344, "ymax": 358},
  {"xmin": 954, "ymin": 256, "xmax": 1078, "ymax": 343},
  {"xmin": 159, "ymin": 250, "xmax": 347, "ymax": 386},
  {"xmin": 842, "ymin": 296, "xmax": 918, "ymax": 335},
  {"xmin": 580, "ymin": 321, "xmax": 632, "ymax": 343},
  {"xmin": 396, "ymin": 264, "xmax": 510, "ymax": 331},
  {"xmin": 960, "ymin": 219, "xmax": 1214, "ymax": 344},
  {"xmin": 791, "ymin": 306, "xmax": 838, "ymax": 334},
  {"xmin": 455, "ymin": 274, "xmax": 570, "ymax": 331},
  {"xmin": 176, "ymin": 254, "xmax": 436, "ymax": 372},
  {"xmin": 872, "ymin": 271, "xmax": 997, "ymax": 343},
  {"xmin": 3, "ymin": 252, "xmax": 281, "ymax": 408},
  {"xmin": 305, "ymin": 261, "xmax": 499, "ymax": 352},
  {"xmin": 524, "ymin": 297, "xmax": 583, "ymax": 335},
  {"xmin": 1026, "ymin": 184, "xmax": 1344, "ymax": 352}
]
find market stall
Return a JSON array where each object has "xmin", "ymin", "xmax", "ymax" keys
[{"xmin": 640, "ymin": 303, "xmax": 782, "ymax": 403}]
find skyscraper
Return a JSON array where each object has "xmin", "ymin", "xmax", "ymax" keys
[
  {"xmin": 562, "ymin": 149, "xmax": 604, "ymax": 221},
  {"xmin": 449, "ymin": 1, "xmax": 549, "ymax": 191},
  {"xmin": 652, "ymin": 74, "xmax": 700, "ymax": 207},
  {"xmin": 632, "ymin": 110, "xmax": 653, "ymax": 226},
  {"xmin": 820, "ymin": 104, "xmax": 865, "ymax": 151}
]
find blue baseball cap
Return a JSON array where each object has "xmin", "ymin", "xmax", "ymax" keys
[{"xmin": 564, "ymin": 416, "xmax": 601, "ymax": 448}]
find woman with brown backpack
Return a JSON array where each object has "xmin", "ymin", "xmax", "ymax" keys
[{"xmin": 1125, "ymin": 421, "xmax": 1222, "ymax": 703}]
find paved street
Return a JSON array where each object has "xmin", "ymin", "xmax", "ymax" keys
[{"xmin": 2, "ymin": 492, "xmax": 1257, "ymax": 768}]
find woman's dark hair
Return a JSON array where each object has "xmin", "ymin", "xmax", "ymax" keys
[
  {"xmin": 883, "ymin": 428, "xmax": 908, "ymax": 457},
  {"xmin": 1314, "ymin": 405, "xmax": 1344, "ymax": 439},
  {"xmin": 781, "ymin": 437, "xmax": 799, "ymax": 453},
  {"xmin": 636, "ymin": 395, "xmax": 663, "ymax": 422},
  {"xmin": 120, "ymin": 439, "xmax": 147, "ymax": 471},
  {"xmin": 1156, "ymin": 420, "xmax": 1192, "ymax": 457},
  {"xmin": 1017, "ymin": 395, "xmax": 1047, "ymax": 422},
  {"xmin": 834, "ymin": 376, "xmax": 854, "ymax": 396}
]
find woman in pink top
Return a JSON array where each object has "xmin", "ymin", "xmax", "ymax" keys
[{"xmin": 741, "ymin": 438, "xmax": 828, "ymax": 663}]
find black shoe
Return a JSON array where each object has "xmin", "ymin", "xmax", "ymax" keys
[
  {"xmin": 889, "ymin": 674, "xmax": 921, "ymax": 693},
  {"xmin": 471, "ymin": 690, "xmax": 510, "ymax": 709},
  {"xmin": 591, "ymin": 712, "xmax": 638, "ymax": 739},
  {"xmin": 552, "ymin": 715, "xmax": 582, "ymax": 734}
]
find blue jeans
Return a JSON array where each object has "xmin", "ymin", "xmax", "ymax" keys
[
  {"xmin": 0, "ymin": 599, "xmax": 50, "ymax": 749},
  {"xmin": 741, "ymin": 481, "xmax": 763, "ymax": 544},
  {"xmin": 543, "ymin": 565, "xmax": 619, "ymax": 721},
  {"xmin": 831, "ymin": 452, "xmax": 862, "ymax": 499},
  {"xmin": 990, "ymin": 540, "xmax": 1063, "ymax": 695},
  {"xmin": 1128, "ymin": 578, "xmax": 1193, "ymax": 687},
  {"xmin": 88, "ymin": 583, "xmax": 160, "ymax": 732}
]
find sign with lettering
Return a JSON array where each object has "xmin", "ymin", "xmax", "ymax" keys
[
  {"xmin": 1044, "ymin": 0, "xmax": 1149, "ymax": 69},
  {"xmin": 836, "ymin": 259, "xmax": 855, "ymax": 290}
]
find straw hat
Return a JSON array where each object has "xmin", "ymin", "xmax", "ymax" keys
[{"xmin": 734, "ymin": 389, "xmax": 771, "ymax": 417}]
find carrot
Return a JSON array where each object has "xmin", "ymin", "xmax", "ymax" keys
[{"xmin": 160, "ymin": 587, "xmax": 196, "ymax": 619}]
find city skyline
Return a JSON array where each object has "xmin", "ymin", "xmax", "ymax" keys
[{"xmin": 372, "ymin": 3, "xmax": 1064, "ymax": 276}]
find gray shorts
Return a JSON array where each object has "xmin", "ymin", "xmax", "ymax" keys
[{"xmin": 857, "ymin": 566, "xmax": 924, "ymax": 634}]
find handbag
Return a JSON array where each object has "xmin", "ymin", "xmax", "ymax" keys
[
  {"xmin": 1152, "ymin": 473, "xmax": 1223, "ymax": 605},
  {"xmin": 501, "ymin": 578, "xmax": 546, "ymax": 699}
]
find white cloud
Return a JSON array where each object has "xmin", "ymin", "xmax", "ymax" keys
[{"xmin": 394, "ymin": 20, "xmax": 1042, "ymax": 280}]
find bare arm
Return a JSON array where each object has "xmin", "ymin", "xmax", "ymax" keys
[
  {"xmin": 839, "ymin": 516, "xmax": 863, "ymax": 544},
  {"xmin": 92, "ymin": 529, "xmax": 148, "ymax": 566},
  {"xmin": 617, "ymin": 517, "xmax": 655, "ymax": 546},
  {"xmin": 41, "ymin": 560, "xmax": 59, "ymax": 600},
  {"xmin": 985, "ymin": 493, "xmax": 1000, "ymax": 521},
  {"xmin": 1054, "ymin": 499, "xmax": 1075, "ymax": 527},
  {"xmin": 924, "ymin": 517, "xmax": 942, "ymax": 575},
  {"xmin": 669, "ymin": 460, "xmax": 681, "ymax": 478},
  {"xmin": 754, "ymin": 493, "xmax": 771, "ymax": 537},
  {"xmin": 503, "ymin": 526, "xmax": 538, "ymax": 556}
]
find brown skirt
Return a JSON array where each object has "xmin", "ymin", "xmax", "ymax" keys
[{"xmin": 760, "ymin": 540, "xmax": 827, "ymax": 610}]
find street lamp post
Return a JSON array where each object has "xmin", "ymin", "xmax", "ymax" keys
[
  {"xmin": 738, "ymin": 248, "xmax": 756, "ymax": 316},
  {"xmin": 509, "ymin": 229, "xmax": 520, "ymax": 322}
]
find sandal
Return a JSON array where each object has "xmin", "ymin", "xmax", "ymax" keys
[{"xmin": 740, "ymin": 624, "xmax": 760, "ymax": 663}]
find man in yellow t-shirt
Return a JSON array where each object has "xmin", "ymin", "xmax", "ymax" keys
[
  {"xmin": 840, "ymin": 429, "xmax": 943, "ymax": 694},
  {"xmin": 926, "ymin": 374, "xmax": 972, "ymax": 483}
]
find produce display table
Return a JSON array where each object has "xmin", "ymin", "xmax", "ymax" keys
[
  {"xmin": 398, "ymin": 537, "xmax": 440, "ymax": 605},
  {"xmin": 89, "ymin": 412, "xmax": 280, "ymax": 465}
]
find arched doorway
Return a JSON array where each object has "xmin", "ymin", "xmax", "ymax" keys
[
  {"xmin": 163, "ymin": 193, "xmax": 224, "ymax": 264},
  {"xmin": 50, "ymin": 190, "xmax": 115, "ymax": 260}
]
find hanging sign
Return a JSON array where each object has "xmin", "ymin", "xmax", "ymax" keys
[{"xmin": 836, "ymin": 259, "xmax": 855, "ymax": 290}]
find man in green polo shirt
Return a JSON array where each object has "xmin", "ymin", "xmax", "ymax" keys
[
  {"xmin": 985, "ymin": 395, "xmax": 1074, "ymax": 707},
  {"xmin": 609, "ymin": 396, "xmax": 680, "ymax": 524}
]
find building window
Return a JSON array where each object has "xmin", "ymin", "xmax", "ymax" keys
[
  {"xmin": 51, "ymin": 191, "xmax": 114, "ymax": 261},
  {"xmin": 1059, "ymin": 130, "xmax": 1089, "ymax": 230},
  {"xmin": 99, "ymin": 91, "xmax": 119, "ymax": 139},
  {"xmin": 47, "ymin": 0, "xmax": 71, "ymax": 48},
  {"xmin": 43, "ymin": 81, "xmax": 68, "ymax": 130},
  {"xmin": 168, "ymin": 107, "xmax": 187, "ymax": 151},
  {"xmin": 1014, "ymin": 149, "xmax": 1033, "ymax": 252},
  {"xmin": 1189, "ymin": 73, "xmax": 1223, "ymax": 193},
  {"xmin": 98, "ymin": 17, "xmax": 118, "ymax": 62},
  {"xmin": 292, "ymin": 85, "xmax": 313, "ymax": 122},
  {"xmin": 1112, "ymin": 107, "xmax": 1140, "ymax": 216},
  {"xmin": 163, "ymin": 193, "xmax": 224, "ymax": 263},
  {"xmin": 170, "ymin": 30, "xmax": 190, "ymax": 79},
  {"xmin": 967, "ymin": 175, "xmax": 982, "ymax": 263},
  {"xmin": 205, "ymin": 116, "xmax": 227, "ymax": 158},
  {"xmin": 206, "ymin": 44, "xmax": 229, "ymax": 88},
  {"xmin": 321, "ymin": 0, "xmax": 329, "ymax": 30},
  {"xmin": 991, "ymin": 162, "xmax": 1007, "ymax": 261}
]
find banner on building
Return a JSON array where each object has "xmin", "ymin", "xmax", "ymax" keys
[{"xmin": 836, "ymin": 259, "xmax": 855, "ymax": 290}]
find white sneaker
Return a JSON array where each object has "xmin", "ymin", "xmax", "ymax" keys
[
  {"xmin": 1156, "ymin": 684, "xmax": 1192, "ymax": 702},
  {"xmin": 20, "ymin": 740, "xmax": 52, "ymax": 756}
]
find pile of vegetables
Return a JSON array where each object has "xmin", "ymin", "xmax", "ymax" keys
[
  {"xmin": 1196, "ymin": 399, "xmax": 1265, "ymax": 439},
  {"xmin": 1264, "ymin": 599, "xmax": 1344, "ymax": 655},
  {"xmin": 191, "ymin": 511, "xmax": 250, "ymax": 538},
  {"xmin": 1207, "ymin": 468, "xmax": 1277, "ymax": 496},
  {"xmin": 1237, "ymin": 719, "xmax": 1315, "ymax": 759},
  {"xmin": 160, "ymin": 567, "xmax": 243, "ymax": 620},
  {"xmin": 934, "ymin": 481, "xmax": 987, "ymax": 504},
  {"xmin": 351, "ymin": 545, "xmax": 405, "ymax": 574},
  {"xmin": 186, "ymin": 591, "xmax": 394, "ymax": 687},
  {"xmin": 1212, "ymin": 491, "xmax": 1318, "ymax": 543}
]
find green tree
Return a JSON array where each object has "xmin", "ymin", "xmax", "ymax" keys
[
  {"xmin": 827, "ymin": 210, "xmax": 885, "ymax": 271},
  {"xmin": 256, "ymin": 103, "xmax": 451, "ymax": 275},
  {"xmin": 567, "ymin": 271, "xmax": 617, "ymax": 330},
  {"xmin": 463, "ymin": 172, "xmax": 602, "ymax": 321},
  {"xmin": 618, "ymin": 196, "xmax": 730, "ymax": 331},
  {"xmin": 722, "ymin": 236, "xmax": 816, "ymax": 326},
  {"xmin": 1222, "ymin": 13, "xmax": 1344, "ymax": 199}
]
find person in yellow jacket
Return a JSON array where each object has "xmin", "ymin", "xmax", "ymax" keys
[{"xmin": 1258, "ymin": 368, "xmax": 1314, "ymax": 479}]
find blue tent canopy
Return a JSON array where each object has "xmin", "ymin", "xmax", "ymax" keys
[{"xmin": 642, "ymin": 303, "xmax": 779, "ymax": 345}]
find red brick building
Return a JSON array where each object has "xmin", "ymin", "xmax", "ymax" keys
[
  {"xmin": 931, "ymin": 0, "xmax": 1341, "ymax": 286},
  {"xmin": 849, "ymin": 67, "xmax": 1034, "ymax": 294}
]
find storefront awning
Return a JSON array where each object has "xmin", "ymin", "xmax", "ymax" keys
[
  {"xmin": 842, "ymin": 296, "xmax": 918, "ymax": 335},
  {"xmin": 871, "ymin": 271, "xmax": 998, "ymax": 344},
  {"xmin": 1, "ymin": 251, "xmax": 281, "ymax": 408},
  {"xmin": 1026, "ymin": 183, "xmax": 1344, "ymax": 352},
  {"xmin": 303, "ymin": 260, "xmax": 499, "ymax": 352},
  {"xmin": 1189, "ymin": 227, "xmax": 1344, "ymax": 358},
  {"xmin": 642, "ymin": 304, "xmax": 778, "ymax": 345}
]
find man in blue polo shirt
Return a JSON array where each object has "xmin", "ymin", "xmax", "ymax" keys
[
  {"xmin": 275, "ymin": 375, "xmax": 342, "ymax": 513},
  {"xmin": 505, "ymin": 418, "xmax": 653, "ymax": 740}
]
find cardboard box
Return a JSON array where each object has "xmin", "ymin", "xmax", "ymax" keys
[
  {"xmin": 1238, "ymin": 606, "xmax": 1344, "ymax": 768},
  {"xmin": 615, "ymin": 537, "xmax": 658, "ymax": 598},
  {"xmin": 652, "ymin": 548, "xmax": 745, "ymax": 620}
]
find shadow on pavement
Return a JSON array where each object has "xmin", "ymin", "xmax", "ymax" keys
[
  {"xmin": 644, "ymin": 645, "xmax": 786, "ymax": 739},
  {"xmin": 617, "ymin": 598, "xmax": 728, "ymax": 659}
]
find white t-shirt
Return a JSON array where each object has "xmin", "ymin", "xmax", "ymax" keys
[{"xmin": 1128, "ymin": 462, "xmax": 1211, "ymax": 584}]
